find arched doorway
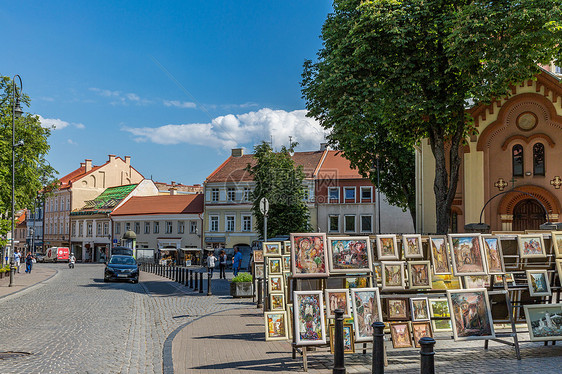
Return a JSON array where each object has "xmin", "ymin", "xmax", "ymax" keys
[{"xmin": 512, "ymin": 199, "xmax": 546, "ymax": 231}]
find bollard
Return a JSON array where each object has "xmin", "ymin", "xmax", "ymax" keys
[
  {"xmin": 181, "ymin": 268, "xmax": 185, "ymax": 285},
  {"xmin": 371, "ymin": 321, "xmax": 385, "ymax": 374},
  {"xmin": 419, "ymin": 337, "xmax": 436, "ymax": 374},
  {"xmin": 333, "ymin": 308, "xmax": 346, "ymax": 374},
  {"xmin": 257, "ymin": 277, "xmax": 263, "ymax": 309},
  {"xmin": 207, "ymin": 268, "xmax": 213, "ymax": 296},
  {"xmin": 176, "ymin": 267, "xmax": 179, "ymax": 282},
  {"xmin": 194, "ymin": 271, "xmax": 199, "ymax": 291},
  {"xmin": 189, "ymin": 270, "xmax": 194, "ymax": 288},
  {"xmin": 199, "ymin": 272, "xmax": 203, "ymax": 293},
  {"xmin": 8, "ymin": 261, "xmax": 14, "ymax": 287}
]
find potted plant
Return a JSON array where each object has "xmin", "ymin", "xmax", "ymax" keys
[{"xmin": 230, "ymin": 272, "xmax": 253, "ymax": 298}]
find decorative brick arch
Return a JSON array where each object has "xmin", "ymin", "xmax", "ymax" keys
[{"xmin": 497, "ymin": 185, "xmax": 561, "ymax": 216}]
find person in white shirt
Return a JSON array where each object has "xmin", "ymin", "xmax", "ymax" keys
[
  {"xmin": 206, "ymin": 252, "xmax": 217, "ymax": 278},
  {"xmin": 13, "ymin": 249, "xmax": 21, "ymax": 273}
]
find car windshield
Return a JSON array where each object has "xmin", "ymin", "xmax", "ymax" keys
[{"xmin": 109, "ymin": 256, "xmax": 136, "ymax": 265}]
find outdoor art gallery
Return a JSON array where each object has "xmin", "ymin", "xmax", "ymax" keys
[{"xmin": 256, "ymin": 230, "xmax": 562, "ymax": 370}]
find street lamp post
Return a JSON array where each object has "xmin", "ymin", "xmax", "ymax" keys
[{"xmin": 10, "ymin": 75, "xmax": 24, "ymax": 287}]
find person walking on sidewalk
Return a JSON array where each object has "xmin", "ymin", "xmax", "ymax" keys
[
  {"xmin": 232, "ymin": 247, "xmax": 242, "ymax": 277},
  {"xmin": 206, "ymin": 251, "xmax": 217, "ymax": 278},
  {"xmin": 219, "ymin": 250, "xmax": 227, "ymax": 279},
  {"xmin": 25, "ymin": 252, "xmax": 34, "ymax": 274},
  {"xmin": 13, "ymin": 249, "xmax": 21, "ymax": 273}
]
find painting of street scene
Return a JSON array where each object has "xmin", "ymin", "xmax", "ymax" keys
[
  {"xmin": 382, "ymin": 262, "xmax": 405, "ymax": 289},
  {"xmin": 328, "ymin": 237, "xmax": 372, "ymax": 273},
  {"xmin": 527, "ymin": 270, "xmax": 551, "ymax": 297},
  {"xmin": 410, "ymin": 297, "xmax": 430, "ymax": 321},
  {"xmin": 325, "ymin": 289, "xmax": 351, "ymax": 318},
  {"xmin": 295, "ymin": 291, "xmax": 326, "ymax": 345},
  {"xmin": 351, "ymin": 288, "xmax": 382, "ymax": 342},
  {"xmin": 390, "ymin": 323, "xmax": 412, "ymax": 348},
  {"xmin": 524, "ymin": 304, "xmax": 562, "ymax": 341},
  {"xmin": 403, "ymin": 234, "xmax": 423, "ymax": 259},
  {"xmin": 448, "ymin": 290, "xmax": 495, "ymax": 340},
  {"xmin": 518, "ymin": 235, "xmax": 546, "ymax": 258},
  {"xmin": 429, "ymin": 236, "xmax": 451, "ymax": 274},
  {"xmin": 409, "ymin": 261, "xmax": 431, "ymax": 288},
  {"xmin": 376, "ymin": 235, "xmax": 399, "ymax": 260},
  {"xmin": 264, "ymin": 312, "xmax": 288, "ymax": 341},
  {"xmin": 449, "ymin": 235, "xmax": 486, "ymax": 276},
  {"xmin": 329, "ymin": 324, "xmax": 355, "ymax": 353},
  {"xmin": 412, "ymin": 322, "xmax": 433, "ymax": 348},
  {"xmin": 483, "ymin": 236, "xmax": 504, "ymax": 274}
]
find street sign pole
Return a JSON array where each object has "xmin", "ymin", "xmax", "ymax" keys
[{"xmin": 259, "ymin": 197, "xmax": 269, "ymax": 242}]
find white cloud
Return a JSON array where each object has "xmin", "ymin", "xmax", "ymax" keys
[
  {"xmin": 67, "ymin": 139, "xmax": 77, "ymax": 145},
  {"xmin": 74, "ymin": 123, "xmax": 86, "ymax": 129},
  {"xmin": 123, "ymin": 108, "xmax": 329, "ymax": 151},
  {"xmin": 163, "ymin": 100, "xmax": 197, "ymax": 109},
  {"xmin": 38, "ymin": 115, "xmax": 86, "ymax": 130},
  {"xmin": 90, "ymin": 87, "xmax": 151, "ymax": 106},
  {"xmin": 89, "ymin": 87, "xmax": 120, "ymax": 97}
]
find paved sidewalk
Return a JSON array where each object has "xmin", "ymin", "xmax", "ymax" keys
[{"xmin": 0, "ymin": 264, "xmax": 57, "ymax": 298}]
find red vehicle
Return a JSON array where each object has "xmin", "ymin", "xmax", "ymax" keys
[{"xmin": 45, "ymin": 247, "xmax": 70, "ymax": 262}]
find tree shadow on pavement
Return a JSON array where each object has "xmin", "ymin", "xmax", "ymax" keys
[
  {"xmin": 193, "ymin": 332, "xmax": 264, "ymax": 342},
  {"xmin": 190, "ymin": 357, "xmax": 304, "ymax": 372}
]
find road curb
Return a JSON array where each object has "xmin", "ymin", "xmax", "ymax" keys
[{"xmin": 0, "ymin": 267, "xmax": 59, "ymax": 301}]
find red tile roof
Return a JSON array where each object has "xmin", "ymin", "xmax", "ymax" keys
[
  {"xmin": 317, "ymin": 150, "xmax": 364, "ymax": 180},
  {"xmin": 111, "ymin": 194, "xmax": 204, "ymax": 216}
]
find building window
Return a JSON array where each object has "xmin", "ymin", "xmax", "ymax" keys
[
  {"xmin": 97, "ymin": 223, "xmax": 102, "ymax": 236},
  {"xmin": 165, "ymin": 221, "xmax": 173, "ymax": 234},
  {"xmin": 72, "ymin": 222, "xmax": 76, "ymax": 236},
  {"xmin": 115, "ymin": 222, "xmax": 121, "ymax": 235},
  {"xmin": 178, "ymin": 221, "xmax": 185, "ymax": 234},
  {"xmin": 211, "ymin": 188, "xmax": 219, "ymax": 202},
  {"xmin": 153, "ymin": 221, "xmax": 160, "ymax": 234},
  {"xmin": 54, "ymin": 223, "xmax": 58, "ymax": 236},
  {"xmin": 556, "ymin": 65, "xmax": 561, "ymax": 75},
  {"xmin": 190, "ymin": 221, "xmax": 197, "ymax": 234},
  {"xmin": 360, "ymin": 215, "xmax": 372, "ymax": 233},
  {"xmin": 87, "ymin": 223, "xmax": 93, "ymax": 237},
  {"xmin": 227, "ymin": 188, "xmax": 236, "ymax": 201},
  {"xmin": 242, "ymin": 215, "xmax": 252, "ymax": 231},
  {"xmin": 79, "ymin": 222, "xmax": 84, "ymax": 236},
  {"xmin": 328, "ymin": 215, "xmax": 339, "ymax": 232},
  {"xmin": 243, "ymin": 187, "xmax": 251, "ymax": 202},
  {"xmin": 361, "ymin": 187, "xmax": 372, "ymax": 202},
  {"xmin": 144, "ymin": 222, "xmax": 150, "ymax": 234},
  {"xmin": 533, "ymin": 143, "xmax": 545, "ymax": 176},
  {"xmin": 134, "ymin": 222, "xmax": 140, "ymax": 234},
  {"xmin": 103, "ymin": 223, "xmax": 109, "ymax": 236},
  {"xmin": 344, "ymin": 215, "xmax": 356, "ymax": 233},
  {"xmin": 344, "ymin": 187, "xmax": 356, "ymax": 201},
  {"xmin": 210, "ymin": 216, "xmax": 219, "ymax": 232},
  {"xmin": 226, "ymin": 215, "xmax": 235, "ymax": 232},
  {"xmin": 328, "ymin": 187, "xmax": 339, "ymax": 203},
  {"xmin": 125, "ymin": 222, "xmax": 131, "ymax": 232},
  {"xmin": 512, "ymin": 144, "xmax": 524, "ymax": 177}
]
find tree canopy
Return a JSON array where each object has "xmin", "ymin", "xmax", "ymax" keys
[
  {"xmin": 246, "ymin": 141, "xmax": 311, "ymax": 238},
  {"xmin": 302, "ymin": 0, "xmax": 562, "ymax": 233}
]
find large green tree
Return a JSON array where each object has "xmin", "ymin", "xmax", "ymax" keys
[
  {"xmin": 0, "ymin": 75, "xmax": 56, "ymax": 246},
  {"xmin": 246, "ymin": 141, "xmax": 311, "ymax": 238},
  {"xmin": 302, "ymin": 0, "xmax": 562, "ymax": 234}
]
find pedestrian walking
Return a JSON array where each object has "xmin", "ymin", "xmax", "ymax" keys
[
  {"xmin": 232, "ymin": 247, "xmax": 242, "ymax": 277},
  {"xmin": 206, "ymin": 251, "xmax": 217, "ymax": 278},
  {"xmin": 13, "ymin": 249, "xmax": 21, "ymax": 273},
  {"xmin": 219, "ymin": 250, "xmax": 227, "ymax": 279},
  {"xmin": 25, "ymin": 252, "xmax": 34, "ymax": 274}
]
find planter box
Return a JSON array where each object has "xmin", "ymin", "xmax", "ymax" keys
[{"xmin": 230, "ymin": 282, "xmax": 253, "ymax": 298}]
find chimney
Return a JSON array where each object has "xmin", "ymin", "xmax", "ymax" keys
[
  {"xmin": 231, "ymin": 148, "xmax": 244, "ymax": 157},
  {"xmin": 85, "ymin": 159, "xmax": 92, "ymax": 172},
  {"xmin": 125, "ymin": 156, "xmax": 131, "ymax": 165},
  {"xmin": 108, "ymin": 154, "xmax": 116, "ymax": 163},
  {"xmin": 80, "ymin": 162, "xmax": 85, "ymax": 169},
  {"xmin": 320, "ymin": 143, "xmax": 329, "ymax": 151},
  {"xmin": 169, "ymin": 181, "xmax": 177, "ymax": 195}
]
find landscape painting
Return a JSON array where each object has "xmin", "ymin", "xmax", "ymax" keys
[
  {"xmin": 290, "ymin": 233, "xmax": 329, "ymax": 278},
  {"xmin": 351, "ymin": 288, "xmax": 383, "ymax": 342},
  {"xmin": 524, "ymin": 303, "xmax": 562, "ymax": 341},
  {"xmin": 263, "ymin": 242, "xmax": 282, "ymax": 257},
  {"xmin": 429, "ymin": 298, "xmax": 452, "ymax": 331},
  {"xmin": 429, "ymin": 236, "xmax": 451, "ymax": 275},
  {"xmin": 294, "ymin": 291, "xmax": 326, "ymax": 345},
  {"xmin": 447, "ymin": 289, "xmax": 495, "ymax": 341},
  {"xmin": 328, "ymin": 237, "xmax": 372, "ymax": 273},
  {"xmin": 526, "ymin": 270, "xmax": 551, "ymax": 297},
  {"xmin": 448, "ymin": 234, "xmax": 487, "ymax": 276},
  {"xmin": 264, "ymin": 311, "xmax": 289, "ymax": 341}
]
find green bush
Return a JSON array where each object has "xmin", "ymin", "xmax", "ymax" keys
[{"xmin": 231, "ymin": 272, "xmax": 253, "ymax": 283}]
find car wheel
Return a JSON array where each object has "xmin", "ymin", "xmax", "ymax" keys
[{"xmin": 103, "ymin": 277, "xmax": 108, "ymax": 283}]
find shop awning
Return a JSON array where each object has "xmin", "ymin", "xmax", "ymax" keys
[
  {"xmin": 180, "ymin": 248, "xmax": 203, "ymax": 252},
  {"xmin": 205, "ymin": 237, "xmax": 226, "ymax": 243}
]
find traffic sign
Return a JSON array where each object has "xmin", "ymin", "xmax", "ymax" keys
[{"xmin": 259, "ymin": 197, "xmax": 269, "ymax": 215}]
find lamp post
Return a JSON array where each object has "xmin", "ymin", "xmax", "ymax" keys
[{"xmin": 10, "ymin": 75, "xmax": 24, "ymax": 287}]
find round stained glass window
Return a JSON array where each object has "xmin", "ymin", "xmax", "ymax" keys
[{"xmin": 516, "ymin": 112, "xmax": 537, "ymax": 131}]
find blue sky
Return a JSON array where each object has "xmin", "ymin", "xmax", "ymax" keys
[{"xmin": 1, "ymin": 1, "xmax": 332, "ymax": 185}]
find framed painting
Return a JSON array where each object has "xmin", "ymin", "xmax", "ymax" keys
[
  {"xmin": 270, "ymin": 293, "xmax": 286, "ymax": 311},
  {"xmin": 463, "ymin": 275, "xmax": 490, "ymax": 289},
  {"xmin": 412, "ymin": 322, "xmax": 433, "ymax": 348},
  {"xmin": 282, "ymin": 255, "xmax": 291, "ymax": 273},
  {"xmin": 552, "ymin": 231, "xmax": 562, "ymax": 258},
  {"xmin": 429, "ymin": 235, "xmax": 451, "ymax": 275},
  {"xmin": 410, "ymin": 297, "xmax": 430, "ymax": 321},
  {"xmin": 345, "ymin": 277, "xmax": 369, "ymax": 289},
  {"xmin": 447, "ymin": 289, "xmax": 495, "ymax": 341},
  {"xmin": 263, "ymin": 242, "xmax": 282, "ymax": 257},
  {"xmin": 557, "ymin": 259, "xmax": 562, "ymax": 281},
  {"xmin": 350, "ymin": 288, "xmax": 383, "ymax": 342},
  {"xmin": 523, "ymin": 303, "xmax": 562, "ymax": 341},
  {"xmin": 526, "ymin": 269, "xmax": 551, "ymax": 297},
  {"xmin": 283, "ymin": 240, "xmax": 291, "ymax": 255},
  {"xmin": 287, "ymin": 304, "xmax": 293, "ymax": 340},
  {"xmin": 325, "ymin": 288, "xmax": 351, "ymax": 319},
  {"xmin": 264, "ymin": 311, "xmax": 289, "ymax": 341},
  {"xmin": 428, "ymin": 298, "xmax": 452, "ymax": 332},
  {"xmin": 390, "ymin": 322, "xmax": 413, "ymax": 348},
  {"xmin": 254, "ymin": 262, "xmax": 264, "ymax": 279},
  {"xmin": 373, "ymin": 262, "xmax": 382, "ymax": 284},
  {"xmin": 327, "ymin": 236, "xmax": 373, "ymax": 273},
  {"xmin": 431, "ymin": 274, "xmax": 462, "ymax": 290},
  {"xmin": 448, "ymin": 234, "xmax": 487, "ymax": 276},
  {"xmin": 408, "ymin": 260, "xmax": 432, "ymax": 289},
  {"xmin": 268, "ymin": 275, "xmax": 285, "ymax": 294},
  {"xmin": 294, "ymin": 291, "xmax": 327, "ymax": 345},
  {"xmin": 376, "ymin": 235, "xmax": 399, "ymax": 260},
  {"xmin": 387, "ymin": 298, "xmax": 409, "ymax": 320},
  {"xmin": 329, "ymin": 324, "xmax": 355, "ymax": 354},
  {"xmin": 381, "ymin": 261, "xmax": 406, "ymax": 290},
  {"xmin": 267, "ymin": 257, "xmax": 283, "ymax": 275},
  {"xmin": 402, "ymin": 234, "xmax": 424, "ymax": 259},
  {"xmin": 290, "ymin": 233, "xmax": 329, "ymax": 278},
  {"xmin": 493, "ymin": 273, "xmax": 516, "ymax": 286},
  {"xmin": 517, "ymin": 234, "xmax": 547, "ymax": 259},
  {"xmin": 481, "ymin": 235, "xmax": 505, "ymax": 274},
  {"xmin": 253, "ymin": 250, "xmax": 264, "ymax": 263}
]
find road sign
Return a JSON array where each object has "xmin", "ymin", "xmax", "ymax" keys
[
  {"xmin": 113, "ymin": 239, "xmax": 118, "ymax": 244},
  {"xmin": 259, "ymin": 197, "xmax": 269, "ymax": 215}
]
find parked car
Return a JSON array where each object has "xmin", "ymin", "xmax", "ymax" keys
[
  {"xmin": 35, "ymin": 253, "xmax": 46, "ymax": 263},
  {"xmin": 104, "ymin": 255, "xmax": 139, "ymax": 283}
]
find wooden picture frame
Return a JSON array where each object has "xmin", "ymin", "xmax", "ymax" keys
[
  {"xmin": 517, "ymin": 234, "xmax": 547, "ymax": 259},
  {"xmin": 428, "ymin": 298, "xmax": 452, "ymax": 332},
  {"xmin": 263, "ymin": 242, "xmax": 282, "ymax": 257},
  {"xmin": 381, "ymin": 261, "xmax": 406, "ymax": 290},
  {"xmin": 408, "ymin": 260, "xmax": 432, "ymax": 289},
  {"xmin": 253, "ymin": 250, "xmax": 264, "ymax": 263},
  {"xmin": 264, "ymin": 311, "xmax": 289, "ymax": 341},
  {"xmin": 325, "ymin": 288, "xmax": 352, "ymax": 319},
  {"xmin": 376, "ymin": 234, "xmax": 399, "ymax": 260},
  {"xmin": 429, "ymin": 235, "xmax": 451, "ymax": 275},
  {"xmin": 329, "ymin": 324, "xmax": 355, "ymax": 354},
  {"xmin": 447, "ymin": 289, "xmax": 495, "ymax": 341},
  {"xmin": 290, "ymin": 233, "xmax": 329, "ymax": 278},
  {"xmin": 402, "ymin": 234, "xmax": 424, "ymax": 259},
  {"xmin": 448, "ymin": 234, "xmax": 487, "ymax": 276},
  {"xmin": 351, "ymin": 288, "xmax": 383, "ymax": 342},
  {"xmin": 412, "ymin": 321, "xmax": 433, "ymax": 348},
  {"xmin": 526, "ymin": 269, "xmax": 551, "ymax": 297},
  {"xmin": 387, "ymin": 298, "xmax": 409, "ymax": 320},
  {"xmin": 524, "ymin": 303, "xmax": 562, "ymax": 341},
  {"xmin": 552, "ymin": 231, "xmax": 562, "ymax": 258},
  {"xmin": 481, "ymin": 235, "xmax": 505, "ymax": 274},
  {"xmin": 270, "ymin": 293, "xmax": 286, "ymax": 310},
  {"xmin": 390, "ymin": 322, "xmax": 413, "ymax": 348},
  {"xmin": 294, "ymin": 290, "xmax": 327, "ymax": 345},
  {"xmin": 410, "ymin": 297, "xmax": 431, "ymax": 322},
  {"xmin": 267, "ymin": 257, "xmax": 283, "ymax": 275},
  {"xmin": 327, "ymin": 236, "xmax": 373, "ymax": 273},
  {"xmin": 268, "ymin": 275, "xmax": 285, "ymax": 294}
]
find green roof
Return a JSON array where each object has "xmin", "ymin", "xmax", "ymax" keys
[{"xmin": 71, "ymin": 184, "xmax": 138, "ymax": 216}]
